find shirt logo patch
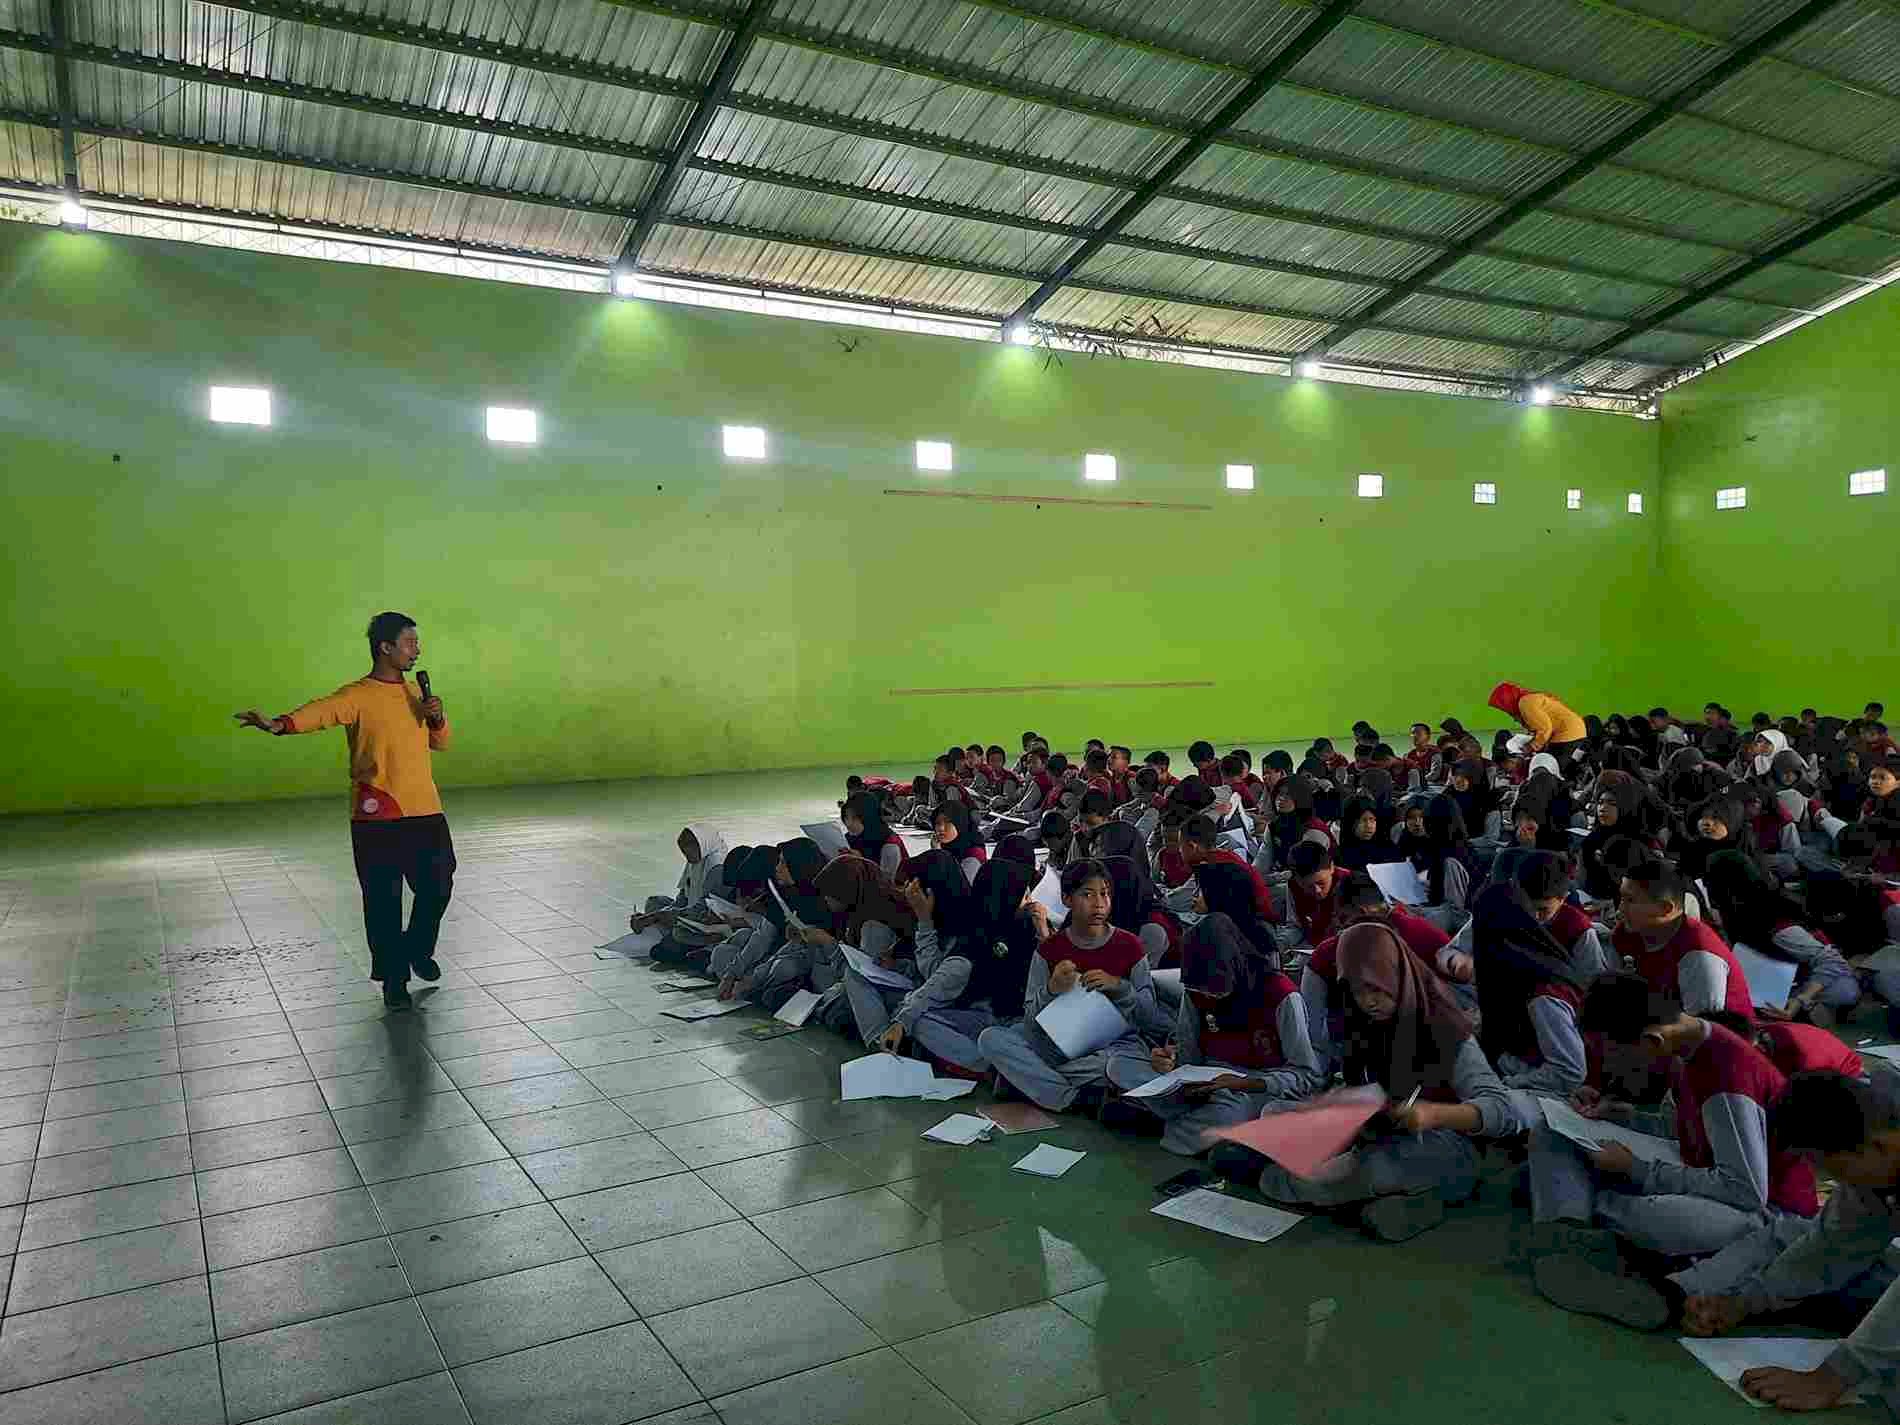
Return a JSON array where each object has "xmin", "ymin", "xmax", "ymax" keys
[{"xmin": 361, "ymin": 797, "xmax": 380, "ymax": 815}]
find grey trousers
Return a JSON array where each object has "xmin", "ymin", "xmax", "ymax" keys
[
  {"xmin": 1527, "ymin": 1123, "xmax": 1772, "ymax": 1257},
  {"xmin": 913, "ymin": 1006, "xmax": 1005, "ymax": 1072},
  {"xmin": 1256, "ymin": 1127, "xmax": 1481, "ymax": 1208},
  {"xmin": 1104, "ymin": 1049, "xmax": 1284, "ymax": 1157},
  {"xmin": 1671, "ymin": 1213, "xmax": 1898, "ymax": 1303},
  {"xmin": 977, "ymin": 1020, "xmax": 1143, "ymax": 1111}
]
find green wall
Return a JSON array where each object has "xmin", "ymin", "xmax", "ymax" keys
[
  {"xmin": 0, "ymin": 223, "xmax": 1661, "ymax": 814},
  {"xmin": 1657, "ymin": 284, "xmax": 1900, "ymax": 717}
]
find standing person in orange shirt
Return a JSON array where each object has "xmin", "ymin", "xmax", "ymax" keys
[
  {"xmin": 234, "ymin": 611, "xmax": 454, "ymax": 1011},
  {"xmin": 1488, "ymin": 681, "xmax": 1589, "ymax": 768}
]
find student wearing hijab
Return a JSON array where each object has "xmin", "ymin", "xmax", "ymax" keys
[
  {"xmin": 842, "ymin": 789, "xmax": 910, "ymax": 881},
  {"xmin": 1702, "ymin": 850, "xmax": 1858, "ymax": 1025},
  {"xmin": 1465, "ymin": 864, "xmax": 1593, "ymax": 1097},
  {"xmin": 1192, "ymin": 860, "xmax": 1281, "ymax": 962},
  {"xmin": 812, "ymin": 854, "xmax": 916, "ymax": 970},
  {"xmin": 1399, "ymin": 794, "xmax": 1476, "ymax": 933},
  {"xmin": 933, "ymin": 798, "xmax": 987, "ymax": 884},
  {"xmin": 1093, "ymin": 821, "xmax": 1176, "ymax": 971},
  {"xmin": 843, "ymin": 849, "xmax": 978, "ymax": 1050},
  {"xmin": 1301, "ymin": 874, "xmax": 1461, "ymax": 1072},
  {"xmin": 717, "ymin": 838, "xmax": 842, "ymax": 1009},
  {"xmin": 1108, "ymin": 913, "xmax": 1323, "ymax": 1154},
  {"xmin": 1579, "ymin": 781, "xmax": 1648, "ymax": 902},
  {"xmin": 1336, "ymin": 794, "xmax": 1399, "ymax": 873},
  {"xmin": 976, "ymin": 859, "xmax": 1174, "ymax": 1112},
  {"xmin": 1679, "ymin": 795, "xmax": 1756, "ymax": 882},
  {"xmin": 1245, "ymin": 922, "xmax": 1529, "ymax": 1242},
  {"xmin": 634, "ymin": 822, "xmax": 730, "ymax": 935},
  {"xmin": 1258, "ymin": 775, "xmax": 1333, "ymax": 878},
  {"xmin": 902, "ymin": 856, "xmax": 1043, "ymax": 1075},
  {"xmin": 1448, "ymin": 757, "xmax": 1502, "ymax": 855}
]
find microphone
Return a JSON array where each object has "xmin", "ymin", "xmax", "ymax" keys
[{"xmin": 416, "ymin": 670, "xmax": 442, "ymax": 728}]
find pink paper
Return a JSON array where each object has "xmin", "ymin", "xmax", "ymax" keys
[{"xmin": 1209, "ymin": 1086, "xmax": 1386, "ymax": 1179}]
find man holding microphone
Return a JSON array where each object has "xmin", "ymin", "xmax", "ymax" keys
[{"xmin": 234, "ymin": 611, "xmax": 454, "ymax": 1010}]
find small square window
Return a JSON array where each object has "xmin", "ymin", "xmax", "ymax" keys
[
  {"xmin": 723, "ymin": 424, "xmax": 767, "ymax": 460},
  {"xmin": 485, "ymin": 406, "xmax": 537, "ymax": 444},
  {"xmin": 1851, "ymin": 468, "xmax": 1886, "ymax": 496},
  {"xmin": 1627, "ymin": 492, "xmax": 1644, "ymax": 514},
  {"xmin": 915, "ymin": 439, "xmax": 953, "ymax": 472},
  {"xmin": 1084, "ymin": 452, "xmax": 1116, "ymax": 482},
  {"xmin": 1473, "ymin": 482, "xmax": 1497, "ymax": 505},
  {"xmin": 209, "ymin": 386, "xmax": 271, "ymax": 426},
  {"xmin": 1715, "ymin": 485, "xmax": 1747, "ymax": 510},
  {"xmin": 1224, "ymin": 463, "xmax": 1254, "ymax": 491},
  {"xmin": 1566, "ymin": 488, "xmax": 1582, "ymax": 510},
  {"xmin": 1357, "ymin": 473, "xmax": 1383, "ymax": 499}
]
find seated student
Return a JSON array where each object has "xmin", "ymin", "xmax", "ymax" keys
[
  {"xmin": 1244, "ymin": 921, "xmax": 1528, "ymax": 1242},
  {"xmin": 976, "ymin": 859, "xmax": 1173, "ymax": 1111},
  {"xmin": 1703, "ymin": 849, "xmax": 1858, "ymax": 1026},
  {"xmin": 1041, "ymin": 754, "xmax": 1086, "ymax": 821},
  {"xmin": 891, "ymin": 774, "xmax": 932, "ymax": 825},
  {"xmin": 1143, "ymin": 749, "xmax": 1176, "ymax": 793},
  {"xmin": 1865, "ymin": 757, "xmax": 1900, "ymax": 825},
  {"xmin": 1078, "ymin": 746, "xmax": 1114, "ymax": 797},
  {"xmin": 1091, "ymin": 821, "xmax": 1175, "ymax": 970},
  {"xmin": 1179, "ymin": 814, "xmax": 1274, "ymax": 919},
  {"xmin": 1613, "ymin": 859, "xmax": 1755, "ymax": 1021},
  {"xmin": 1039, "ymin": 809, "xmax": 1075, "ymax": 867},
  {"xmin": 971, "ymin": 744, "xmax": 1020, "ymax": 801},
  {"xmin": 1302, "ymin": 873, "xmax": 1459, "ymax": 1070},
  {"xmin": 1256, "ymin": 776, "xmax": 1335, "ymax": 878},
  {"xmin": 933, "ymin": 798, "xmax": 987, "ymax": 884},
  {"xmin": 1067, "ymin": 788, "xmax": 1118, "ymax": 866},
  {"xmin": 843, "ymin": 849, "xmax": 975, "ymax": 1049},
  {"xmin": 1192, "ymin": 860, "xmax": 1281, "ymax": 962},
  {"xmin": 1219, "ymin": 752, "xmax": 1259, "ymax": 813},
  {"xmin": 904, "ymin": 854, "xmax": 1042, "ymax": 1075},
  {"xmin": 1402, "ymin": 722, "xmax": 1443, "ymax": 789},
  {"xmin": 653, "ymin": 838, "xmax": 757, "ymax": 969},
  {"xmin": 812, "ymin": 854, "xmax": 916, "ymax": 977},
  {"xmin": 1396, "ymin": 794, "xmax": 1476, "ymax": 933},
  {"xmin": 842, "ymin": 789, "xmax": 911, "ymax": 881},
  {"xmin": 1111, "ymin": 913, "xmax": 1324, "ymax": 1154},
  {"xmin": 982, "ymin": 745, "xmax": 1052, "ymax": 837},
  {"xmin": 1337, "ymin": 794, "xmax": 1399, "ymax": 873},
  {"xmin": 632, "ymin": 822, "xmax": 730, "ymax": 937},
  {"xmin": 716, "ymin": 839, "xmax": 838, "ymax": 1009},
  {"xmin": 1187, "ymin": 739, "xmax": 1221, "ymax": 785},
  {"xmin": 1578, "ymin": 783, "xmax": 1656, "ymax": 902},
  {"xmin": 1107, "ymin": 745, "xmax": 1134, "ymax": 803},
  {"xmin": 1466, "ymin": 864, "xmax": 1594, "ymax": 1096},
  {"xmin": 1117, "ymin": 767, "xmax": 1163, "ymax": 844},
  {"xmin": 1282, "ymin": 840, "xmax": 1349, "ymax": 949},
  {"xmin": 1704, "ymin": 1012, "xmax": 1865, "ymax": 1080},
  {"xmin": 1448, "ymin": 757, "xmax": 1504, "ymax": 857},
  {"xmin": 1529, "ymin": 974, "xmax": 1817, "ymax": 1317},
  {"xmin": 1312, "ymin": 736, "xmax": 1351, "ymax": 775}
]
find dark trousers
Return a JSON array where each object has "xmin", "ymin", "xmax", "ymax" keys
[{"xmin": 351, "ymin": 814, "xmax": 456, "ymax": 986}]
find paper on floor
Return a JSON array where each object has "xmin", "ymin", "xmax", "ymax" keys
[
  {"xmin": 839, "ymin": 945, "xmax": 915, "ymax": 991},
  {"xmin": 842, "ymin": 1053, "xmax": 937, "ymax": 1100},
  {"xmin": 597, "ymin": 928, "xmax": 662, "ymax": 958},
  {"xmin": 1012, "ymin": 1144, "xmax": 1085, "ymax": 1177},
  {"xmin": 1035, "ymin": 987, "xmax": 1128, "ymax": 1059},
  {"xmin": 1538, "ymin": 1096, "xmax": 1684, "ymax": 1165},
  {"xmin": 1731, "ymin": 942, "xmax": 1801, "ymax": 1009},
  {"xmin": 1150, "ymin": 1188, "xmax": 1305, "ymax": 1244},
  {"xmin": 1366, "ymin": 861, "xmax": 1429, "ymax": 906},
  {"xmin": 980, "ymin": 1103, "xmax": 1059, "ymax": 1134},
  {"xmin": 1678, "ymin": 1337, "xmax": 1863, "ymax": 1407},
  {"xmin": 773, "ymin": 988, "xmax": 822, "ymax": 1027},
  {"xmin": 922, "ymin": 1114, "xmax": 996, "ymax": 1145},
  {"xmin": 1207, "ymin": 1086, "xmax": 1385, "ymax": 1179},
  {"xmin": 1120, "ymin": 1064, "xmax": 1242, "ymax": 1100},
  {"xmin": 662, "ymin": 997, "xmax": 751, "ymax": 1021}
]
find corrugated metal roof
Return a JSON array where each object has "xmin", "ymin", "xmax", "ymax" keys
[{"xmin": 3, "ymin": 0, "xmax": 1899, "ymax": 399}]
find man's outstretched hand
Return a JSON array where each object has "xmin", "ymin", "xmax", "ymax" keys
[{"xmin": 234, "ymin": 710, "xmax": 279, "ymax": 733}]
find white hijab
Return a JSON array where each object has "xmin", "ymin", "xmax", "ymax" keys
[
  {"xmin": 677, "ymin": 822, "xmax": 729, "ymax": 904},
  {"xmin": 1528, "ymin": 752, "xmax": 1561, "ymax": 781},
  {"xmin": 1752, "ymin": 729, "xmax": 1789, "ymax": 776}
]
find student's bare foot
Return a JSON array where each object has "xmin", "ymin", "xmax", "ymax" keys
[
  {"xmin": 1360, "ymin": 1190, "xmax": 1444, "ymax": 1242},
  {"xmin": 1533, "ymin": 1255, "xmax": 1668, "ymax": 1329}
]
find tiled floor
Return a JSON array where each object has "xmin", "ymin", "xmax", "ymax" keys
[{"xmin": 0, "ymin": 769, "xmax": 1851, "ymax": 1423}]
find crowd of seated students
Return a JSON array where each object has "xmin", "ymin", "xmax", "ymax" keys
[{"xmin": 631, "ymin": 689, "xmax": 1900, "ymax": 1415}]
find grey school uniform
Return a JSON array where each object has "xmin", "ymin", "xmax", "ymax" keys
[
  {"xmin": 1254, "ymin": 1037, "xmax": 1529, "ymax": 1209},
  {"xmin": 1106, "ymin": 991, "xmax": 1324, "ymax": 1156},
  {"xmin": 976, "ymin": 943, "xmax": 1173, "ymax": 1112},
  {"xmin": 1736, "ymin": 925, "xmax": 1860, "ymax": 1009},
  {"xmin": 839, "ymin": 921, "xmax": 933, "ymax": 1044}
]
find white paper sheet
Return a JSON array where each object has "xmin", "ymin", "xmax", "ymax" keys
[
  {"xmin": 764, "ymin": 881, "xmax": 810, "ymax": 934},
  {"xmin": 597, "ymin": 928, "xmax": 662, "ymax": 958},
  {"xmin": 1150, "ymin": 968, "xmax": 1183, "ymax": 997},
  {"xmin": 1035, "ymin": 987, "xmax": 1129, "ymax": 1059},
  {"xmin": 1538, "ymin": 1096, "xmax": 1684, "ymax": 1165},
  {"xmin": 1679, "ymin": 1337, "xmax": 1864, "ymax": 1408},
  {"xmin": 704, "ymin": 894, "xmax": 744, "ymax": 918},
  {"xmin": 1732, "ymin": 942, "xmax": 1801, "ymax": 1009},
  {"xmin": 1030, "ymin": 869, "xmax": 1067, "ymax": 921},
  {"xmin": 661, "ymin": 997, "xmax": 751, "ymax": 1022},
  {"xmin": 922, "ymin": 1113, "xmax": 996, "ymax": 1145},
  {"xmin": 1012, "ymin": 1144, "xmax": 1085, "ymax": 1177},
  {"xmin": 675, "ymin": 917, "xmax": 727, "ymax": 936},
  {"xmin": 921, "ymin": 1078, "xmax": 979, "ymax": 1100},
  {"xmin": 1366, "ymin": 861, "xmax": 1429, "ymax": 905},
  {"xmin": 800, "ymin": 822, "xmax": 851, "ymax": 861},
  {"xmin": 773, "ymin": 989, "xmax": 821, "ymax": 1028},
  {"xmin": 1119, "ymin": 1064, "xmax": 1244, "ymax": 1100},
  {"xmin": 841, "ymin": 1053, "xmax": 937, "ymax": 1100},
  {"xmin": 1150, "ymin": 1188, "xmax": 1305, "ymax": 1243},
  {"xmin": 840, "ymin": 945, "xmax": 915, "ymax": 991}
]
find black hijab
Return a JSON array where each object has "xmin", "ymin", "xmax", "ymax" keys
[
  {"xmin": 842, "ymin": 789, "xmax": 896, "ymax": 860},
  {"xmin": 1337, "ymin": 794, "xmax": 1397, "ymax": 872},
  {"xmin": 910, "ymin": 848, "xmax": 979, "ymax": 940},
  {"xmin": 1468, "ymin": 873, "xmax": 1592, "ymax": 1067},
  {"xmin": 1194, "ymin": 860, "xmax": 1279, "ymax": 963},
  {"xmin": 1270, "ymin": 776, "xmax": 1319, "ymax": 860},
  {"xmin": 1449, "ymin": 757, "xmax": 1496, "ymax": 832},
  {"xmin": 933, "ymin": 799, "xmax": 983, "ymax": 863},
  {"xmin": 994, "ymin": 834, "xmax": 1038, "ymax": 873},
  {"xmin": 1181, "ymin": 913, "xmax": 1271, "ymax": 1033},
  {"xmin": 959, "ymin": 858, "xmax": 1040, "ymax": 1020},
  {"xmin": 1407, "ymin": 794, "xmax": 1472, "ymax": 906}
]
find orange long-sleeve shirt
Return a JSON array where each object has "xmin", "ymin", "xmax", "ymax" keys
[{"xmin": 276, "ymin": 676, "xmax": 450, "ymax": 820}]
